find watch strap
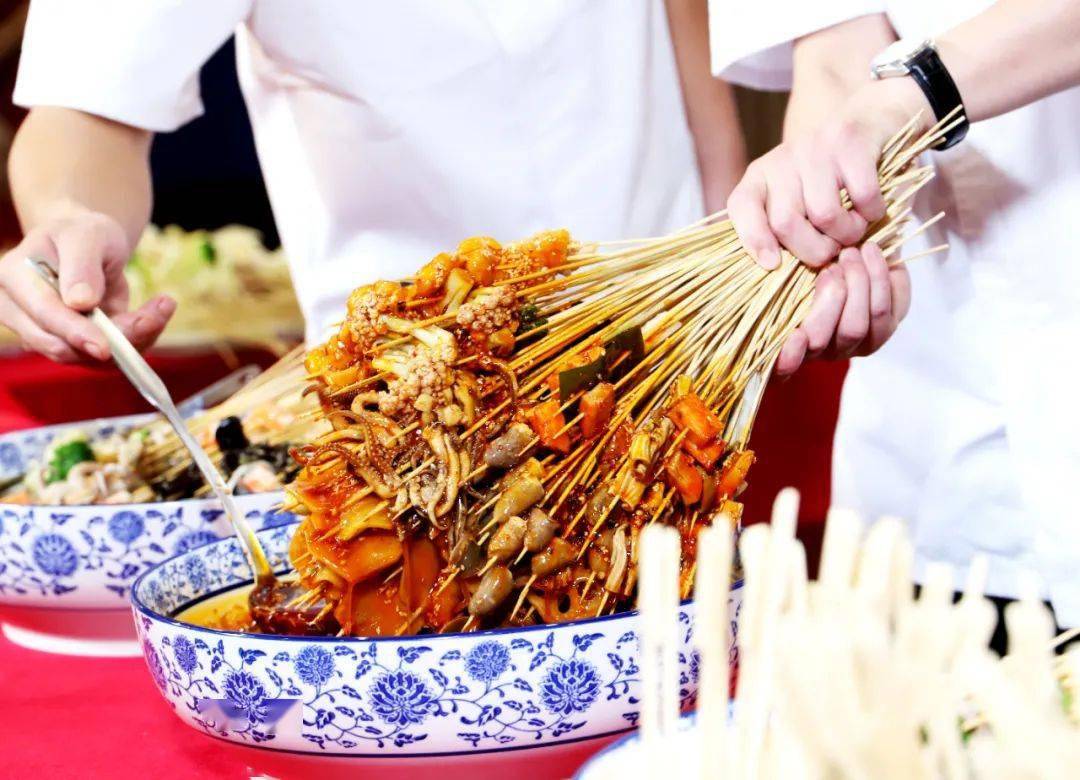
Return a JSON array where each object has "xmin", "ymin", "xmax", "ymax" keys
[{"xmin": 907, "ymin": 46, "xmax": 968, "ymax": 150}]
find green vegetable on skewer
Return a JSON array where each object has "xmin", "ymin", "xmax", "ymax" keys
[
  {"xmin": 45, "ymin": 440, "xmax": 94, "ymax": 484},
  {"xmin": 517, "ymin": 303, "xmax": 548, "ymax": 339}
]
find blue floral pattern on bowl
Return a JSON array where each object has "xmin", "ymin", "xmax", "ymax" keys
[
  {"xmin": 132, "ymin": 525, "xmax": 744, "ymax": 757},
  {"xmin": 0, "ymin": 416, "xmax": 294, "ymax": 610}
]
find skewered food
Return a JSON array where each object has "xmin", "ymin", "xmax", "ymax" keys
[
  {"xmin": 1, "ymin": 415, "xmax": 298, "ymax": 506},
  {"xmin": 149, "ymin": 415, "xmax": 299, "ymax": 500},
  {"xmin": 119, "ymin": 348, "xmax": 329, "ymax": 500},
  {"xmin": 280, "ymin": 225, "xmax": 765, "ymax": 637},
  {"xmin": 186, "ymin": 114, "xmax": 947, "ymax": 638},
  {"xmin": 0, "ymin": 365, "xmax": 319, "ymax": 506},
  {"xmin": 15, "ymin": 428, "xmax": 155, "ymax": 505}
]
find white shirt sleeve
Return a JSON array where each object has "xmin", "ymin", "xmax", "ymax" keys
[
  {"xmin": 14, "ymin": 0, "xmax": 253, "ymax": 132},
  {"xmin": 708, "ymin": 1, "xmax": 885, "ymax": 91}
]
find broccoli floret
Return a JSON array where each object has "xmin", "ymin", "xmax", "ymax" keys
[{"xmin": 45, "ymin": 440, "xmax": 94, "ymax": 483}]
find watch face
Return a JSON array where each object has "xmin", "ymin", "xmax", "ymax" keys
[{"xmin": 871, "ymin": 38, "xmax": 933, "ymax": 79}]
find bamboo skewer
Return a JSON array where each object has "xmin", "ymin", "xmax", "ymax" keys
[
  {"xmin": 638, "ymin": 524, "xmax": 682, "ymax": 779},
  {"xmin": 593, "ymin": 484, "xmax": 1080, "ymax": 780},
  {"xmin": 694, "ymin": 522, "xmax": 732, "ymax": 780},
  {"xmin": 266, "ymin": 115, "xmax": 955, "ymax": 639}
]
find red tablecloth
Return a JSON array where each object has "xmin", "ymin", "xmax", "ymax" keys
[
  {"xmin": 0, "ymin": 350, "xmax": 846, "ymax": 778},
  {"xmin": 0, "ymin": 348, "xmax": 282, "ymax": 779},
  {"xmin": 0, "ymin": 633, "xmax": 251, "ymax": 779},
  {"xmin": 0, "ymin": 348, "xmax": 282, "ymax": 433},
  {"xmin": 740, "ymin": 361, "xmax": 846, "ymax": 576}
]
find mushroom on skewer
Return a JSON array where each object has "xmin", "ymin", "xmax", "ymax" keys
[{"xmin": 245, "ymin": 116, "xmax": 947, "ymax": 637}]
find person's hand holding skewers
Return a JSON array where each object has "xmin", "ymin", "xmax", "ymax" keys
[
  {"xmin": 728, "ymin": 101, "xmax": 921, "ymax": 375},
  {"xmin": 726, "ymin": 19, "xmax": 927, "ymax": 377},
  {"xmin": 727, "ymin": 0, "xmax": 1080, "ymax": 377}
]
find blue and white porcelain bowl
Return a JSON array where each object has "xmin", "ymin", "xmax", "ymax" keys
[
  {"xmin": 0, "ymin": 415, "xmax": 294, "ymax": 657},
  {"xmin": 132, "ymin": 524, "xmax": 743, "ymax": 779}
]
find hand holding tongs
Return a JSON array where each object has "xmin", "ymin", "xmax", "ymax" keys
[{"xmin": 26, "ymin": 257, "xmax": 272, "ymax": 581}]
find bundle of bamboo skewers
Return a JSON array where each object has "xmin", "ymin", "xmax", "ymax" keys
[
  {"xmin": 134, "ymin": 345, "xmax": 326, "ymax": 491},
  {"xmin": 246, "ymin": 111, "xmax": 958, "ymax": 639},
  {"xmin": 581, "ymin": 490, "xmax": 1080, "ymax": 780}
]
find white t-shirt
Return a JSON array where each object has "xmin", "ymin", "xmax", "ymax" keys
[
  {"xmin": 15, "ymin": 0, "xmax": 703, "ymax": 343},
  {"xmin": 712, "ymin": 0, "xmax": 1080, "ymax": 624}
]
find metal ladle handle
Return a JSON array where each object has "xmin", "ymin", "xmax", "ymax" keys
[{"xmin": 25, "ymin": 257, "xmax": 272, "ymax": 581}]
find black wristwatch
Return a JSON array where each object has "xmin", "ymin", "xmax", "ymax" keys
[{"xmin": 871, "ymin": 39, "xmax": 968, "ymax": 150}]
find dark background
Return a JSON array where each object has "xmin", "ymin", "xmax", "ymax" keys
[{"xmin": 0, "ymin": 5, "xmax": 277, "ymax": 246}]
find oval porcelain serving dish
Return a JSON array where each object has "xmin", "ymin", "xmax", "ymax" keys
[
  {"xmin": 0, "ymin": 414, "xmax": 293, "ymax": 656},
  {"xmin": 131, "ymin": 524, "xmax": 743, "ymax": 779}
]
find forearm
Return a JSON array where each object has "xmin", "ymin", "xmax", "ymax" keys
[
  {"xmin": 666, "ymin": 0, "xmax": 747, "ymax": 209},
  {"xmin": 788, "ymin": 0, "xmax": 1080, "ymax": 140},
  {"xmin": 9, "ymin": 108, "xmax": 153, "ymax": 250},
  {"xmin": 785, "ymin": 14, "xmax": 899, "ymax": 139},
  {"xmin": 936, "ymin": 0, "xmax": 1080, "ymax": 122}
]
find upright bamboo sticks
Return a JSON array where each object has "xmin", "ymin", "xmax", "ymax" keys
[{"xmin": 583, "ymin": 488, "xmax": 1080, "ymax": 780}]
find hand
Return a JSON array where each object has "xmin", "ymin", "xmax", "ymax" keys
[
  {"xmin": 727, "ymin": 77, "xmax": 930, "ymax": 270},
  {"xmin": 775, "ymin": 242, "xmax": 910, "ymax": 377},
  {"xmin": 0, "ymin": 207, "xmax": 174, "ymax": 362},
  {"xmin": 726, "ymin": 78, "xmax": 928, "ymax": 375}
]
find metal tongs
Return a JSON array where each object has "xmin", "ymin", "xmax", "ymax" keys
[{"xmin": 26, "ymin": 257, "xmax": 272, "ymax": 582}]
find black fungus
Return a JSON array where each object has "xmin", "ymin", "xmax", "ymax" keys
[
  {"xmin": 152, "ymin": 463, "xmax": 203, "ymax": 500},
  {"xmin": 215, "ymin": 416, "xmax": 250, "ymax": 452}
]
